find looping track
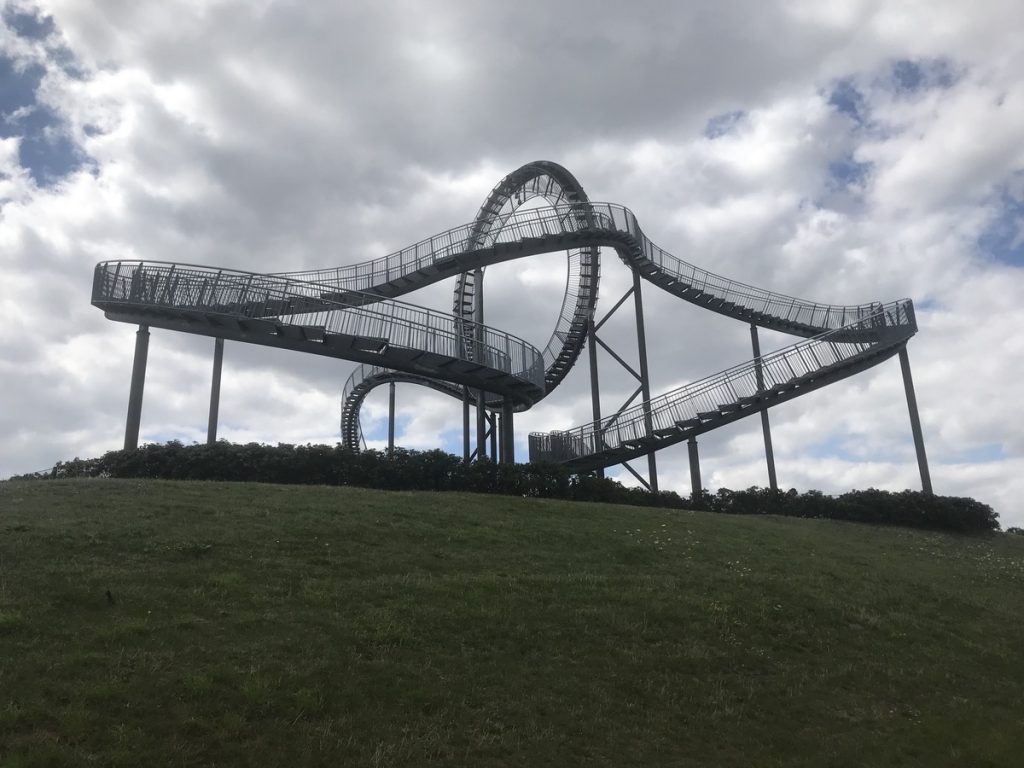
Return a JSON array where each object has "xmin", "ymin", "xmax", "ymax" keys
[{"xmin": 92, "ymin": 161, "xmax": 917, "ymax": 471}]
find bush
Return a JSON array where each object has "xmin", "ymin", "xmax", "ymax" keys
[{"xmin": 21, "ymin": 441, "xmax": 999, "ymax": 533}]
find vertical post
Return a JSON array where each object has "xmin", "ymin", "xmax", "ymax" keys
[
  {"xmin": 474, "ymin": 267, "xmax": 486, "ymax": 460},
  {"xmin": 632, "ymin": 270, "xmax": 658, "ymax": 493},
  {"xmin": 501, "ymin": 400, "xmax": 515, "ymax": 464},
  {"xmin": 206, "ymin": 337, "xmax": 224, "ymax": 445},
  {"xmin": 750, "ymin": 325, "xmax": 778, "ymax": 491},
  {"xmin": 462, "ymin": 386, "xmax": 471, "ymax": 464},
  {"xmin": 489, "ymin": 412, "xmax": 498, "ymax": 461},
  {"xmin": 898, "ymin": 346, "xmax": 933, "ymax": 494},
  {"xmin": 587, "ymin": 316, "xmax": 604, "ymax": 478},
  {"xmin": 688, "ymin": 437, "xmax": 702, "ymax": 503},
  {"xmin": 387, "ymin": 381, "xmax": 396, "ymax": 455},
  {"xmin": 124, "ymin": 324, "xmax": 150, "ymax": 451}
]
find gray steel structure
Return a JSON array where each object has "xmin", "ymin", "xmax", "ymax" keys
[{"xmin": 92, "ymin": 161, "xmax": 931, "ymax": 495}]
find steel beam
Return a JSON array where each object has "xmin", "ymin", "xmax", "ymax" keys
[
  {"xmin": 632, "ymin": 270, "xmax": 658, "ymax": 493},
  {"xmin": 750, "ymin": 325, "xmax": 778, "ymax": 491},
  {"xmin": 898, "ymin": 346, "xmax": 933, "ymax": 494},
  {"xmin": 124, "ymin": 324, "xmax": 150, "ymax": 451},
  {"xmin": 206, "ymin": 337, "xmax": 224, "ymax": 445}
]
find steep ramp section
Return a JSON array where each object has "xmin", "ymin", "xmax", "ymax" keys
[{"xmin": 529, "ymin": 301, "xmax": 916, "ymax": 471}]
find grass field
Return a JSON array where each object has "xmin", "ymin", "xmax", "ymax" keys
[{"xmin": 1, "ymin": 479, "xmax": 1022, "ymax": 766}]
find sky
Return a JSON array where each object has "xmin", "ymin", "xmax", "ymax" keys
[{"xmin": 1, "ymin": 0, "xmax": 1022, "ymax": 526}]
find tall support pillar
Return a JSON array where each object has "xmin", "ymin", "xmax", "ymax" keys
[
  {"xmin": 489, "ymin": 412, "xmax": 498, "ymax": 462},
  {"xmin": 500, "ymin": 400, "xmax": 515, "ymax": 464},
  {"xmin": 462, "ymin": 387, "xmax": 471, "ymax": 464},
  {"xmin": 688, "ymin": 437, "xmax": 702, "ymax": 502},
  {"xmin": 124, "ymin": 324, "xmax": 150, "ymax": 451},
  {"xmin": 749, "ymin": 325, "xmax": 778, "ymax": 491},
  {"xmin": 206, "ymin": 337, "xmax": 224, "ymax": 445},
  {"xmin": 474, "ymin": 267, "xmax": 487, "ymax": 461},
  {"xmin": 632, "ymin": 270, "xmax": 658, "ymax": 493},
  {"xmin": 898, "ymin": 346, "xmax": 933, "ymax": 494},
  {"xmin": 587, "ymin": 317, "xmax": 605, "ymax": 478},
  {"xmin": 387, "ymin": 381, "xmax": 396, "ymax": 455}
]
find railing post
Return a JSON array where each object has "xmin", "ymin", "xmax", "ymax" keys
[
  {"xmin": 632, "ymin": 269, "xmax": 658, "ymax": 493},
  {"xmin": 750, "ymin": 324, "xmax": 778, "ymax": 491},
  {"xmin": 898, "ymin": 346, "xmax": 933, "ymax": 494},
  {"xmin": 206, "ymin": 337, "xmax": 224, "ymax": 444},
  {"xmin": 124, "ymin": 324, "xmax": 150, "ymax": 451}
]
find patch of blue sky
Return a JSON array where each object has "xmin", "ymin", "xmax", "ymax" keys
[
  {"xmin": 889, "ymin": 58, "xmax": 957, "ymax": 94},
  {"xmin": 978, "ymin": 181, "xmax": 1024, "ymax": 267},
  {"xmin": 828, "ymin": 79, "xmax": 866, "ymax": 125},
  {"xmin": 944, "ymin": 443, "xmax": 1006, "ymax": 464},
  {"xmin": 2, "ymin": 5, "xmax": 55, "ymax": 40},
  {"xmin": 1, "ymin": 11, "xmax": 91, "ymax": 186},
  {"xmin": 703, "ymin": 110, "xmax": 745, "ymax": 139},
  {"xmin": 827, "ymin": 153, "xmax": 871, "ymax": 190},
  {"xmin": 806, "ymin": 434, "xmax": 908, "ymax": 465}
]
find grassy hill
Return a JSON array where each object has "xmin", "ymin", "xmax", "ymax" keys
[{"xmin": 1, "ymin": 479, "xmax": 1022, "ymax": 767}]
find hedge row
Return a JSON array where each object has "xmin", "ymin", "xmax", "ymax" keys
[
  {"xmin": 13, "ymin": 441, "xmax": 999, "ymax": 533},
  {"xmin": 24, "ymin": 441, "xmax": 688, "ymax": 509}
]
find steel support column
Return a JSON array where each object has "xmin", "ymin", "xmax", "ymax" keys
[
  {"xmin": 749, "ymin": 325, "xmax": 778, "ymax": 491},
  {"xmin": 489, "ymin": 411, "xmax": 498, "ymax": 461},
  {"xmin": 500, "ymin": 400, "xmax": 515, "ymax": 464},
  {"xmin": 124, "ymin": 324, "xmax": 150, "ymax": 451},
  {"xmin": 462, "ymin": 387, "xmax": 471, "ymax": 464},
  {"xmin": 688, "ymin": 437, "xmax": 702, "ymax": 502},
  {"xmin": 632, "ymin": 270, "xmax": 658, "ymax": 493},
  {"xmin": 474, "ymin": 267, "xmax": 486, "ymax": 461},
  {"xmin": 206, "ymin": 337, "xmax": 224, "ymax": 445},
  {"xmin": 586, "ymin": 316, "xmax": 604, "ymax": 478},
  {"xmin": 898, "ymin": 346, "xmax": 933, "ymax": 494},
  {"xmin": 387, "ymin": 381, "xmax": 396, "ymax": 455}
]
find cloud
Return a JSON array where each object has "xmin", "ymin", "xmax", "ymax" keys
[{"xmin": 1, "ymin": 0, "xmax": 1022, "ymax": 527}]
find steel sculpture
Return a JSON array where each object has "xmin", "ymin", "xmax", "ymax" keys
[{"xmin": 92, "ymin": 161, "xmax": 932, "ymax": 495}]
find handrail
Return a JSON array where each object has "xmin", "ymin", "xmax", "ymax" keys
[
  {"xmin": 92, "ymin": 260, "xmax": 546, "ymax": 391},
  {"xmin": 277, "ymin": 201, "xmax": 899, "ymax": 333}
]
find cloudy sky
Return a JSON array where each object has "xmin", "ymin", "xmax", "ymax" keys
[{"xmin": 2, "ymin": 0, "xmax": 1022, "ymax": 525}]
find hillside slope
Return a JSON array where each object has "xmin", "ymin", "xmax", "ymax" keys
[{"xmin": 1, "ymin": 479, "xmax": 1022, "ymax": 767}]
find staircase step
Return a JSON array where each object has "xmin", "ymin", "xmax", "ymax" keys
[
  {"xmin": 301, "ymin": 325, "xmax": 327, "ymax": 342},
  {"xmin": 676, "ymin": 418, "xmax": 700, "ymax": 430},
  {"xmin": 697, "ymin": 410, "xmax": 719, "ymax": 421},
  {"xmin": 351, "ymin": 336, "xmax": 389, "ymax": 353},
  {"xmin": 653, "ymin": 426, "xmax": 679, "ymax": 438}
]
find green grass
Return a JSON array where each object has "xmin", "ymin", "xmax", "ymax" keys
[{"xmin": 1, "ymin": 479, "xmax": 1022, "ymax": 767}]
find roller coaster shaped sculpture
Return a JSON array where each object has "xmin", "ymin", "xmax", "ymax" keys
[{"xmin": 92, "ymin": 161, "xmax": 931, "ymax": 492}]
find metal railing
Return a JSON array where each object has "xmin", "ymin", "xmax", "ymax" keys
[
  {"xmin": 529, "ymin": 302, "xmax": 914, "ymax": 464},
  {"xmin": 277, "ymin": 202, "xmax": 908, "ymax": 336},
  {"xmin": 92, "ymin": 261, "xmax": 546, "ymax": 391}
]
